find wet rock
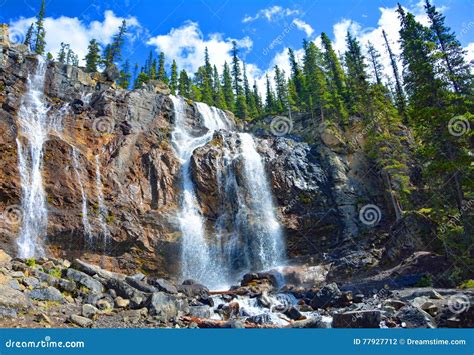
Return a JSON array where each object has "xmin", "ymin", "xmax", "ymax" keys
[
  {"xmin": 396, "ymin": 306, "xmax": 436, "ymax": 328},
  {"xmin": 28, "ymin": 286, "xmax": 63, "ymax": 302},
  {"xmin": 332, "ymin": 310, "xmax": 382, "ymax": 328},
  {"xmin": 178, "ymin": 283, "xmax": 209, "ymax": 298},
  {"xmin": 284, "ymin": 307, "xmax": 306, "ymax": 321},
  {"xmin": 151, "ymin": 278, "xmax": 178, "ymax": 294},
  {"xmin": 70, "ymin": 314, "xmax": 93, "ymax": 328},
  {"xmin": 247, "ymin": 313, "xmax": 272, "ymax": 325},
  {"xmin": 188, "ymin": 305, "xmax": 211, "ymax": 318},
  {"xmin": 288, "ymin": 315, "xmax": 329, "ymax": 328},
  {"xmin": 310, "ymin": 283, "xmax": 342, "ymax": 309},
  {"xmin": 66, "ymin": 268, "xmax": 104, "ymax": 293},
  {"xmin": 383, "ymin": 299, "xmax": 406, "ymax": 311},
  {"xmin": 353, "ymin": 294, "xmax": 364, "ymax": 303}
]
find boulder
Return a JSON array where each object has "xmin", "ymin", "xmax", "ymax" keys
[
  {"xmin": 105, "ymin": 278, "xmax": 147, "ymax": 308},
  {"xmin": 147, "ymin": 292, "xmax": 189, "ymax": 322},
  {"xmin": 125, "ymin": 276, "xmax": 157, "ymax": 293},
  {"xmin": 396, "ymin": 306, "xmax": 436, "ymax": 328},
  {"xmin": 28, "ymin": 286, "xmax": 63, "ymax": 302},
  {"xmin": 332, "ymin": 310, "xmax": 382, "ymax": 328},
  {"xmin": 247, "ymin": 313, "xmax": 272, "ymax": 325},
  {"xmin": 310, "ymin": 283, "xmax": 342, "ymax": 309},
  {"xmin": 114, "ymin": 297, "xmax": 130, "ymax": 308},
  {"xmin": 66, "ymin": 268, "xmax": 104, "ymax": 293},
  {"xmin": 82, "ymin": 304, "xmax": 99, "ymax": 319},
  {"xmin": 0, "ymin": 250, "xmax": 12, "ymax": 268},
  {"xmin": 178, "ymin": 283, "xmax": 209, "ymax": 298},
  {"xmin": 188, "ymin": 305, "xmax": 211, "ymax": 319},
  {"xmin": 284, "ymin": 307, "xmax": 306, "ymax": 321},
  {"xmin": 0, "ymin": 285, "xmax": 29, "ymax": 310},
  {"xmin": 70, "ymin": 314, "xmax": 93, "ymax": 328},
  {"xmin": 151, "ymin": 278, "xmax": 178, "ymax": 294}
]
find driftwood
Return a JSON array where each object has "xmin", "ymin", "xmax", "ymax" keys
[{"xmin": 180, "ymin": 316, "xmax": 278, "ymax": 328}]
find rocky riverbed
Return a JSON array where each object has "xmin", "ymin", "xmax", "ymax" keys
[{"xmin": 0, "ymin": 249, "xmax": 472, "ymax": 328}]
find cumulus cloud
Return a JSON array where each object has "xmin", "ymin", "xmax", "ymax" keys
[
  {"xmin": 242, "ymin": 6, "xmax": 302, "ymax": 23},
  {"xmin": 9, "ymin": 10, "xmax": 141, "ymax": 65},
  {"xmin": 146, "ymin": 21, "xmax": 252, "ymax": 75},
  {"xmin": 292, "ymin": 18, "xmax": 314, "ymax": 37}
]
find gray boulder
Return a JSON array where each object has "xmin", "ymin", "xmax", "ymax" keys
[
  {"xmin": 66, "ymin": 268, "xmax": 104, "ymax": 293},
  {"xmin": 28, "ymin": 286, "xmax": 63, "ymax": 302},
  {"xmin": 332, "ymin": 310, "xmax": 382, "ymax": 328}
]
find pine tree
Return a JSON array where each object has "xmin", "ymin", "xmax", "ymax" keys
[
  {"xmin": 157, "ymin": 52, "xmax": 168, "ymax": 83},
  {"xmin": 344, "ymin": 31, "xmax": 370, "ymax": 117},
  {"xmin": 178, "ymin": 69, "xmax": 191, "ymax": 98},
  {"xmin": 24, "ymin": 23, "xmax": 34, "ymax": 49},
  {"xmin": 288, "ymin": 48, "xmax": 305, "ymax": 109},
  {"xmin": 103, "ymin": 20, "xmax": 127, "ymax": 68},
  {"xmin": 212, "ymin": 65, "xmax": 226, "ymax": 109},
  {"xmin": 118, "ymin": 60, "xmax": 131, "ymax": 89},
  {"xmin": 235, "ymin": 95, "xmax": 248, "ymax": 120},
  {"xmin": 252, "ymin": 81, "xmax": 262, "ymax": 115},
  {"xmin": 425, "ymin": 0, "xmax": 472, "ymax": 95},
  {"xmin": 170, "ymin": 60, "xmax": 178, "ymax": 95},
  {"xmin": 321, "ymin": 32, "xmax": 348, "ymax": 124},
  {"xmin": 34, "ymin": 0, "xmax": 46, "ymax": 55},
  {"xmin": 134, "ymin": 71, "xmax": 149, "ymax": 89},
  {"xmin": 57, "ymin": 43, "xmax": 69, "ymax": 64},
  {"xmin": 382, "ymin": 29, "xmax": 408, "ymax": 122},
  {"xmin": 243, "ymin": 63, "xmax": 257, "ymax": 117},
  {"xmin": 84, "ymin": 39, "xmax": 101, "ymax": 72},
  {"xmin": 303, "ymin": 39, "xmax": 330, "ymax": 120},
  {"xmin": 231, "ymin": 41, "xmax": 243, "ymax": 96},
  {"xmin": 274, "ymin": 65, "xmax": 288, "ymax": 113},
  {"xmin": 265, "ymin": 74, "xmax": 276, "ymax": 113},
  {"xmin": 200, "ymin": 48, "xmax": 214, "ymax": 105},
  {"xmin": 367, "ymin": 41, "xmax": 384, "ymax": 85},
  {"xmin": 222, "ymin": 62, "xmax": 234, "ymax": 111}
]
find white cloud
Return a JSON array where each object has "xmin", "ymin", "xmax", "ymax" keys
[
  {"xmin": 9, "ymin": 10, "xmax": 141, "ymax": 65},
  {"xmin": 292, "ymin": 18, "xmax": 314, "ymax": 37},
  {"xmin": 147, "ymin": 21, "xmax": 252, "ymax": 75},
  {"xmin": 465, "ymin": 42, "xmax": 474, "ymax": 64},
  {"xmin": 242, "ymin": 6, "xmax": 302, "ymax": 23}
]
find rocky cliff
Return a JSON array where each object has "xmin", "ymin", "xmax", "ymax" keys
[{"xmin": 0, "ymin": 45, "xmax": 436, "ymax": 285}]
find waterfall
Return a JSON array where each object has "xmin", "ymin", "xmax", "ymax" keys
[
  {"xmin": 72, "ymin": 148, "xmax": 93, "ymax": 245},
  {"xmin": 94, "ymin": 155, "xmax": 110, "ymax": 250},
  {"xmin": 170, "ymin": 96, "xmax": 284, "ymax": 288},
  {"xmin": 238, "ymin": 133, "xmax": 284, "ymax": 270},
  {"xmin": 16, "ymin": 58, "xmax": 49, "ymax": 258}
]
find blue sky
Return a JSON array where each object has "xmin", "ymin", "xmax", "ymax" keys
[{"xmin": 2, "ymin": 0, "xmax": 473, "ymax": 91}]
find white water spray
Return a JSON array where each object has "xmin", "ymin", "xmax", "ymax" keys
[{"xmin": 16, "ymin": 58, "xmax": 49, "ymax": 258}]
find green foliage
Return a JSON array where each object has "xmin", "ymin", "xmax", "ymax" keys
[
  {"xmin": 48, "ymin": 267, "xmax": 63, "ymax": 279},
  {"xmin": 25, "ymin": 258, "xmax": 36, "ymax": 268},
  {"xmin": 84, "ymin": 39, "xmax": 101, "ymax": 72},
  {"xmin": 415, "ymin": 274, "xmax": 433, "ymax": 287},
  {"xmin": 459, "ymin": 280, "xmax": 474, "ymax": 289}
]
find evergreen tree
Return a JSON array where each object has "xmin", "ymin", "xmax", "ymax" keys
[
  {"xmin": 274, "ymin": 65, "xmax": 288, "ymax": 113},
  {"xmin": 84, "ymin": 39, "xmax": 101, "ymax": 72},
  {"xmin": 303, "ymin": 39, "xmax": 330, "ymax": 120},
  {"xmin": 231, "ymin": 41, "xmax": 243, "ymax": 96},
  {"xmin": 243, "ymin": 63, "xmax": 257, "ymax": 116},
  {"xmin": 157, "ymin": 52, "xmax": 168, "ymax": 83},
  {"xmin": 344, "ymin": 31, "xmax": 370, "ymax": 117},
  {"xmin": 103, "ymin": 20, "xmax": 127, "ymax": 68},
  {"xmin": 382, "ymin": 29, "xmax": 408, "ymax": 122},
  {"xmin": 118, "ymin": 60, "xmax": 131, "ymax": 89},
  {"xmin": 212, "ymin": 65, "xmax": 226, "ymax": 109},
  {"xmin": 425, "ymin": 0, "xmax": 472, "ymax": 95},
  {"xmin": 288, "ymin": 48, "xmax": 305, "ymax": 109},
  {"xmin": 321, "ymin": 32, "xmax": 349, "ymax": 124},
  {"xmin": 200, "ymin": 48, "xmax": 214, "ymax": 105},
  {"xmin": 134, "ymin": 72, "xmax": 149, "ymax": 89},
  {"xmin": 222, "ymin": 62, "xmax": 234, "ymax": 111},
  {"xmin": 57, "ymin": 43, "xmax": 68, "ymax": 64},
  {"xmin": 235, "ymin": 95, "xmax": 248, "ymax": 120},
  {"xmin": 34, "ymin": 0, "xmax": 46, "ymax": 55},
  {"xmin": 252, "ymin": 81, "xmax": 263, "ymax": 115},
  {"xmin": 178, "ymin": 69, "xmax": 191, "ymax": 98},
  {"xmin": 265, "ymin": 74, "xmax": 276, "ymax": 113},
  {"xmin": 170, "ymin": 60, "xmax": 178, "ymax": 95},
  {"xmin": 24, "ymin": 23, "xmax": 34, "ymax": 49},
  {"xmin": 367, "ymin": 41, "xmax": 384, "ymax": 85}
]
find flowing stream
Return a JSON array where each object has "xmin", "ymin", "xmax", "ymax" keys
[
  {"xmin": 16, "ymin": 58, "xmax": 49, "ymax": 258},
  {"xmin": 170, "ymin": 96, "xmax": 284, "ymax": 288}
]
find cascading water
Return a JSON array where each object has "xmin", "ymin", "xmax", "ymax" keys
[
  {"xmin": 16, "ymin": 58, "xmax": 49, "ymax": 258},
  {"xmin": 94, "ymin": 155, "xmax": 110, "ymax": 250},
  {"xmin": 170, "ymin": 96, "xmax": 284, "ymax": 288},
  {"xmin": 72, "ymin": 148, "xmax": 93, "ymax": 245}
]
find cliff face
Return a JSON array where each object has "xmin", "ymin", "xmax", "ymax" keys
[{"xmin": 0, "ymin": 46, "xmax": 407, "ymax": 279}]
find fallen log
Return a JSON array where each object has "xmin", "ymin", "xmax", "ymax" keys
[{"xmin": 180, "ymin": 316, "xmax": 278, "ymax": 328}]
